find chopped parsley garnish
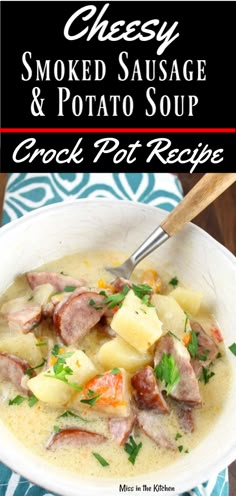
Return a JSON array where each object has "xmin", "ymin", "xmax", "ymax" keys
[
  {"xmin": 60, "ymin": 271, "xmax": 68, "ymax": 275},
  {"xmin": 63, "ymin": 285, "xmax": 76, "ymax": 292},
  {"xmin": 36, "ymin": 341, "xmax": 47, "ymax": 347},
  {"xmin": 88, "ymin": 389, "xmax": 96, "ymax": 397},
  {"xmin": 57, "ymin": 410, "xmax": 90, "ymax": 422},
  {"xmin": 169, "ymin": 277, "xmax": 179, "ymax": 287},
  {"xmin": 132, "ymin": 284, "xmax": 153, "ymax": 306},
  {"xmin": 26, "ymin": 358, "xmax": 46, "ymax": 377},
  {"xmin": 9, "ymin": 395, "xmax": 26, "ymax": 406},
  {"xmin": 53, "ymin": 425, "xmax": 60, "ymax": 433},
  {"xmin": 32, "ymin": 323, "xmax": 39, "ymax": 329},
  {"xmin": 55, "ymin": 351, "xmax": 74, "ymax": 360},
  {"xmin": 154, "ymin": 353, "xmax": 180, "ymax": 395},
  {"xmin": 80, "ymin": 393, "xmax": 102, "ymax": 407},
  {"xmin": 168, "ymin": 330, "xmax": 181, "ymax": 341},
  {"xmin": 197, "ymin": 354, "xmax": 207, "ymax": 361},
  {"xmin": 229, "ymin": 343, "xmax": 236, "ymax": 356},
  {"xmin": 99, "ymin": 290, "xmax": 107, "ymax": 297},
  {"xmin": 28, "ymin": 395, "xmax": 38, "ymax": 407},
  {"xmin": 28, "ymin": 295, "xmax": 33, "ymax": 301},
  {"xmin": 132, "ymin": 283, "xmax": 152, "ymax": 297},
  {"xmin": 51, "ymin": 344, "xmax": 60, "ymax": 356},
  {"xmin": 216, "ymin": 352, "xmax": 222, "ymax": 359},
  {"xmin": 140, "ymin": 294, "xmax": 154, "ymax": 307},
  {"xmin": 124, "ymin": 436, "xmax": 142, "ymax": 465},
  {"xmin": 184, "ymin": 312, "xmax": 189, "ymax": 333},
  {"xmin": 51, "ymin": 344, "xmax": 74, "ymax": 360},
  {"xmin": 110, "ymin": 368, "xmax": 121, "ymax": 375},
  {"xmin": 89, "ymin": 299, "xmax": 96, "ymax": 306},
  {"xmin": 103, "ymin": 285, "xmax": 130, "ymax": 309},
  {"xmin": 88, "ymin": 299, "xmax": 103, "ymax": 310},
  {"xmin": 187, "ymin": 331, "xmax": 198, "ymax": 358},
  {"xmin": 45, "ymin": 368, "xmax": 82, "ymax": 392},
  {"xmin": 49, "ymin": 361, "xmax": 71, "ymax": 378},
  {"xmin": 53, "ymin": 361, "xmax": 72, "ymax": 377},
  {"xmin": 197, "ymin": 349, "xmax": 210, "ymax": 361},
  {"xmin": 175, "ymin": 434, "xmax": 189, "ymax": 453},
  {"xmin": 175, "ymin": 432, "xmax": 182, "ymax": 441},
  {"xmin": 9, "ymin": 394, "xmax": 38, "ymax": 407},
  {"xmin": 45, "ymin": 374, "xmax": 82, "ymax": 391},
  {"xmin": 102, "ymin": 283, "xmax": 153, "ymax": 310},
  {"xmin": 199, "ymin": 366, "xmax": 215, "ymax": 384},
  {"xmin": 92, "ymin": 452, "xmax": 109, "ymax": 467},
  {"xmin": 45, "ymin": 347, "xmax": 81, "ymax": 391}
]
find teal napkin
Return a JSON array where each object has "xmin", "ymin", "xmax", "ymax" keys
[
  {"xmin": 0, "ymin": 173, "xmax": 228, "ymax": 496},
  {"xmin": 2, "ymin": 173, "xmax": 182, "ymax": 224}
]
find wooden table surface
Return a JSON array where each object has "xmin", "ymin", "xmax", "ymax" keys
[{"xmin": 0, "ymin": 172, "xmax": 235, "ymax": 494}]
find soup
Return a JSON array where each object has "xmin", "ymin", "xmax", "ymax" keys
[{"xmin": 0, "ymin": 250, "xmax": 231, "ymax": 478}]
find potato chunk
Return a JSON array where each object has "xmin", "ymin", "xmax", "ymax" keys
[
  {"xmin": 170, "ymin": 287, "xmax": 203, "ymax": 316},
  {"xmin": 111, "ymin": 290, "xmax": 162, "ymax": 352},
  {"xmin": 0, "ymin": 333, "xmax": 43, "ymax": 366},
  {"xmin": 66, "ymin": 350, "xmax": 97, "ymax": 386},
  {"xmin": 97, "ymin": 336, "xmax": 152, "ymax": 373},
  {"xmin": 28, "ymin": 368, "xmax": 71, "ymax": 406},
  {"xmin": 152, "ymin": 294, "xmax": 191, "ymax": 339},
  {"xmin": 28, "ymin": 350, "xmax": 97, "ymax": 406},
  {"xmin": 32, "ymin": 283, "xmax": 55, "ymax": 306}
]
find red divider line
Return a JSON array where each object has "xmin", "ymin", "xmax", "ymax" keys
[{"xmin": 0, "ymin": 128, "xmax": 235, "ymax": 133}]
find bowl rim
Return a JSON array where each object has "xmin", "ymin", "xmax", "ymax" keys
[{"xmin": 0, "ymin": 198, "xmax": 235, "ymax": 496}]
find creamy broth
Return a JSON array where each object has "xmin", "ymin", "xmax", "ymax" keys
[{"xmin": 0, "ymin": 250, "xmax": 232, "ymax": 478}]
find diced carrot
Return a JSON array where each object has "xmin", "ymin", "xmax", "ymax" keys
[
  {"xmin": 97, "ymin": 278, "xmax": 115, "ymax": 293},
  {"xmin": 49, "ymin": 356, "xmax": 57, "ymax": 366},
  {"xmin": 98, "ymin": 278, "xmax": 106, "ymax": 288},
  {"xmin": 58, "ymin": 347, "xmax": 66, "ymax": 355},
  {"xmin": 211, "ymin": 327, "xmax": 223, "ymax": 343},
  {"xmin": 112, "ymin": 306, "xmax": 119, "ymax": 313},
  {"xmin": 83, "ymin": 371, "xmax": 126, "ymax": 408},
  {"xmin": 182, "ymin": 332, "xmax": 192, "ymax": 347},
  {"xmin": 141, "ymin": 269, "xmax": 162, "ymax": 293}
]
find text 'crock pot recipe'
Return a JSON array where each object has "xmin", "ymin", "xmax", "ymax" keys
[{"xmin": 0, "ymin": 251, "xmax": 232, "ymax": 477}]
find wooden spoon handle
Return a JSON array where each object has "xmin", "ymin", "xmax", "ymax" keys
[{"xmin": 161, "ymin": 173, "xmax": 236, "ymax": 237}]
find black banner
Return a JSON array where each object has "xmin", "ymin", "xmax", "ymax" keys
[
  {"xmin": 1, "ymin": 1, "xmax": 235, "ymax": 171},
  {"xmin": 1, "ymin": 133, "xmax": 234, "ymax": 172}
]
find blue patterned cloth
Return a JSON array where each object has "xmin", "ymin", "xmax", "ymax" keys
[
  {"xmin": 0, "ymin": 173, "xmax": 228, "ymax": 496},
  {"xmin": 2, "ymin": 173, "xmax": 182, "ymax": 224}
]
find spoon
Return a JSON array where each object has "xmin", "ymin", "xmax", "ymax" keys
[{"xmin": 106, "ymin": 173, "xmax": 236, "ymax": 280}]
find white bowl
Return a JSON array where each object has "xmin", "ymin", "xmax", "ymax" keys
[{"xmin": 0, "ymin": 199, "xmax": 236, "ymax": 496}]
